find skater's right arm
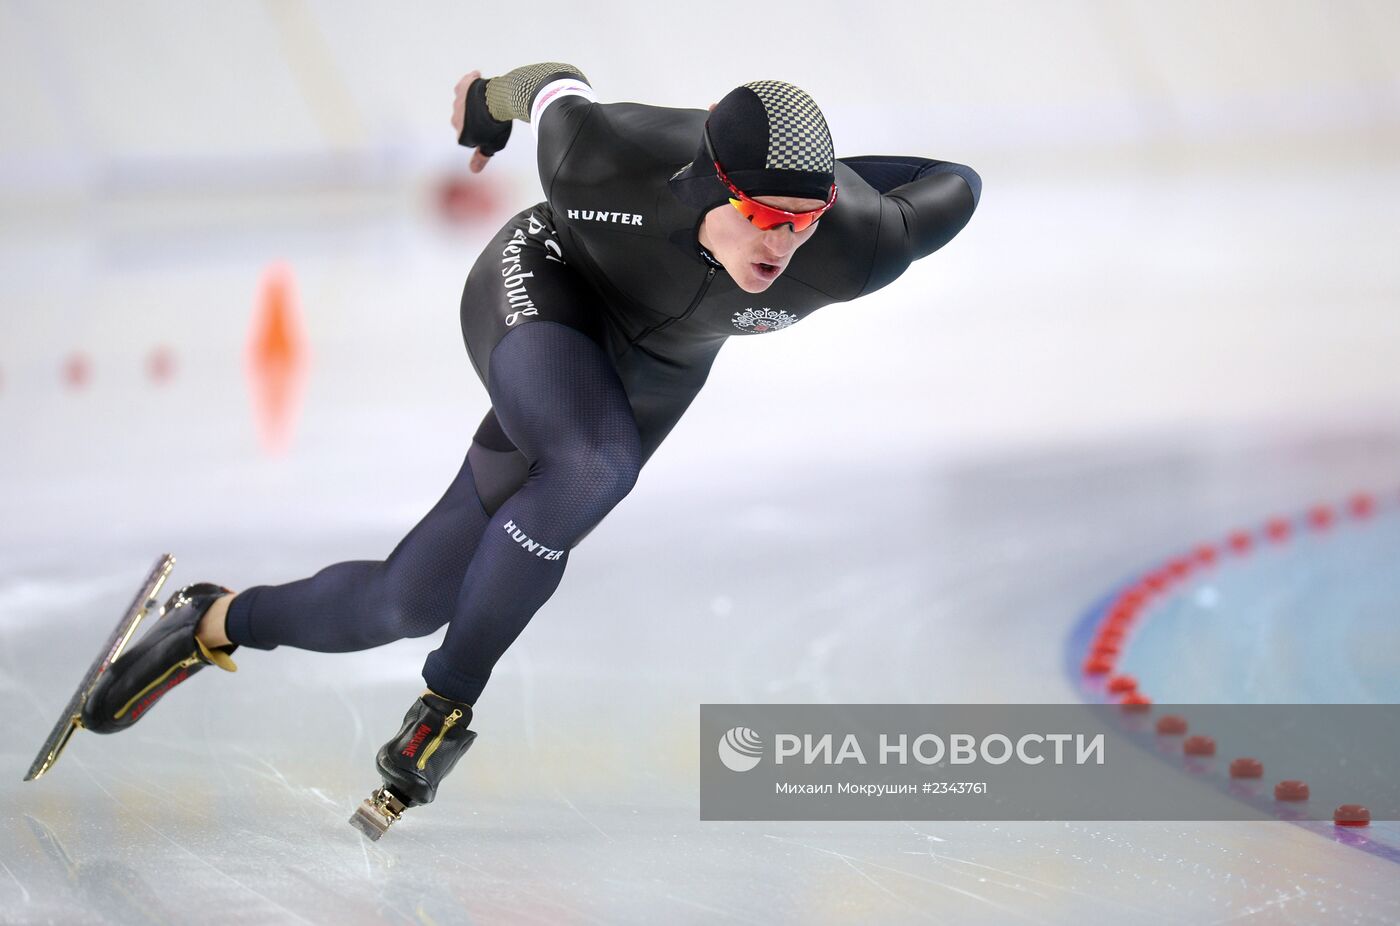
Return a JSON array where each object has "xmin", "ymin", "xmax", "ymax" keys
[{"xmin": 453, "ymin": 62, "xmax": 598, "ymax": 190}]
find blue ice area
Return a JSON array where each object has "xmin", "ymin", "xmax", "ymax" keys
[
  {"xmin": 1071, "ymin": 505, "xmax": 1400, "ymax": 863},
  {"xmin": 1120, "ymin": 511, "xmax": 1400, "ymax": 705}
]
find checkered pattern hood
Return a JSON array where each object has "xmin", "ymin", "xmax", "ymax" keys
[{"xmin": 669, "ymin": 80, "xmax": 835, "ymax": 213}]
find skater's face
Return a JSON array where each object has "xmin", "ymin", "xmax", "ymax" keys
[{"xmin": 699, "ymin": 194, "xmax": 827, "ymax": 294}]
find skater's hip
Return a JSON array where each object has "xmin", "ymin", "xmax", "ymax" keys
[{"xmin": 460, "ymin": 202, "xmax": 609, "ymax": 389}]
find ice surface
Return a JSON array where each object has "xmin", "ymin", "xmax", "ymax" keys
[{"xmin": 4, "ymin": 437, "xmax": 1400, "ymax": 924}]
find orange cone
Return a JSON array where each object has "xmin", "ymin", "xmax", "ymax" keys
[{"xmin": 246, "ymin": 263, "xmax": 308, "ymax": 454}]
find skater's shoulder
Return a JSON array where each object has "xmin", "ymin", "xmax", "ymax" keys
[
  {"xmin": 594, "ymin": 99, "xmax": 707, "ymax": 128},
  {"xmin": 546, "ymin": 100, "xmax": 706, "ymax": 188},
  {"xmin": 570, "ymin": 100, "xmax": 707, "ymax": 156}
]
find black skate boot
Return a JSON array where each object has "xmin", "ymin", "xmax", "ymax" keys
[
  {"xmin": 79, "ymin": 583, "xmax": 237, "ymax": 734},
  {"xmin": 349, "ymin": 691, "xmax": 477, "ymax": 840}
]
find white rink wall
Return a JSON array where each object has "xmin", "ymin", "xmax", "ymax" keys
[{"xmin": 4, "ymin": 1, "xmax": 1399, "ymax": 181}]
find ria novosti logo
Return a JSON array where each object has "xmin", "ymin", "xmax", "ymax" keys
[
  {"xmin": 716, "ymin": 728, "xmax": 1107, "ymax": 771},
  {"xmin": 718, "ymin": 727, "xmax": 764, "ymax": 772}
]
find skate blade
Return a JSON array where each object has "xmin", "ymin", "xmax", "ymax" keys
[
  {"xmin": 349, "ymin": 786, "xmax": 407, "ymax": 841},
  {"xmin": 349, "ymin": 801, "xmax": 395, "ymax": 841},
  {"xmin": 24, "ymin": 554, "xmax": 176, "ymax": 782}
]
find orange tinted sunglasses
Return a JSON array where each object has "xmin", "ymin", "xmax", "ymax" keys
[{"xmin": 704, "ymin": 124, "xmax": 836, "ymax": 232}]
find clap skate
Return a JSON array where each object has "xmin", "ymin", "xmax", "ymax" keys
[
  {"xmin": 24, "ymin": 555, "xmax": 238, "ymax": 781},
  {"xmin": 350, "ymin": 691, "xmax": 477, "ymax": 841},
  {"xmin": 26, "ymin": 555, "xmax": 174, "ymax": 779}
]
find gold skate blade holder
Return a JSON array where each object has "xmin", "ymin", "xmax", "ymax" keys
[
  {"xmin": 24, "ymin": 555, "xmax": 176, "ymax": 782},
  {"xmin": 350, "ymin": 787, "xmax": 408, "ymax": 841}
]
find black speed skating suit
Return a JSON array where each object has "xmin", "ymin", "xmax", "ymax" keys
[{"xmin": 224, "ymin": 69, "xmax": 980, "ymax": 704}]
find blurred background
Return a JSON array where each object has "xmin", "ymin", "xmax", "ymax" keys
[
  {"xmin": 3, "ymin": 0, "xmax": 1398, "ymax": 562},
  {"xmin": 3, "ymin": 2, "xmax": 1400, "ymax": 922}
]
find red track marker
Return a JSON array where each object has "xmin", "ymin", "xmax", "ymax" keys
[
  {"xmin": 1348, "ymin": 493, "xmax": 1376, "ymax": 519},
  {"xmin": 1106, "ymin": 674, "xmax": 1137, "ymax": 694},
  {"xmin": 1183, "ymin": 735, "xmax": 1216, "ymax": 757},
  {"xmin": 1083, "ymin": 656, "xmax": 1114, "ymax": 676},
  {"xmin": 1229, "ymin": 757, "xmax": 1263, "ymax": 779},
  {"xmin": 63, "ymin": 352, "xmax": 91, "ymax": 389},
  {"xmin": 147, "ymin": 345, "xmax": 176, "ymax": 384},
  {"xmin": 1120, "ymin": 691, "xmax": 1151, "ymax": 712},
  {"xmin": 1155, "ymin": 715, "xmax": 1187, "ymax": 735},
  {"xmin": 1307, "ymin": 505, "xmax": 1335, "ymax": 530},
  {"xmin": 1334, "ymin": 804, "xmax": 1370, "ymax": 827},
  {"xmin": 1227, "ymin": 531, "xmax": 1253, "ymax": 554}
]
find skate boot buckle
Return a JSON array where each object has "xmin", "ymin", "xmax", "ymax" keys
[{"xmin": 349, "ymin": 786, "xmax": 407, "ymax": 841}]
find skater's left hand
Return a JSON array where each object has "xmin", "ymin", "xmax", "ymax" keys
[{"xmin": 452, "ymin": 70, "xmax": 494, "ymax": 174}]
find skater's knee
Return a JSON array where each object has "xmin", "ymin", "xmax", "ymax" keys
[
  {"xmin": 551, "ymin": 436, "xmax": 640, "ymax": 509},
  {"xmin": 386, "ymin": 597, "xmax": 454, "ymax": 640}
]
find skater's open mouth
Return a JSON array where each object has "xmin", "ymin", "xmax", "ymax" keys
[{"xmin": 753, "ymin": 261, "xmax": 783, "ymax": 281}]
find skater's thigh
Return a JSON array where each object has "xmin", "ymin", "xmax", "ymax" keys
[
  {"xmin": 459, "ymin": 202, "xmax": 605, "ymax": 390},
  {"xmin": 487, "ymin": 321, "xmax": 640, "ymax": 472}
]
